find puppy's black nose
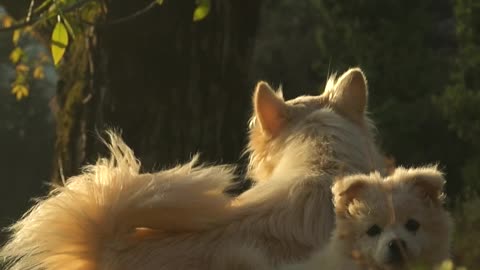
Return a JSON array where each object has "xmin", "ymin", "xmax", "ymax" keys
[{"xmin": 388, "ymin": 239, "xmax": 407, "ymax": 263}]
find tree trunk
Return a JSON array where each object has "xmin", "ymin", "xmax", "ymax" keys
[{"xmin": 51, "ymin": 0, "xmax": 262, "ymax": 183}]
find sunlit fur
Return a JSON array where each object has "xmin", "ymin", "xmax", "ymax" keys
[
  {"xmin": 1, "ymin": 132, "xmax": 239, "ymax": 270},
  {"xmin": 283, "ymin": 167, "xmax": 452, "ymax": 270},
  {"xmin": 0, "ymin": 68, "xmax": 385, "ymax": 269},
  {"xmin": 243, "ymin": 67, "xmax": 385, "ymax": 254},
  {"xmin": 247, "ymin": 70, "xmax": 382, "ymax": 182}
]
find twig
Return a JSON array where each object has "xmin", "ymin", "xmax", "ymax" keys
[
  {"xmin": 101, "ymin": 0, "xmax": 158, "ymax": 26},
  {"xmin": 26, "ymin": 0, "xmax": 36, "ymax": 22},
  {"xmin": 77, "ymin": 0, "xmax": 160, "ymax": 27},
  {"xmin": 1, "ymin": 0, "xmax": 160, "ymax": 32}
]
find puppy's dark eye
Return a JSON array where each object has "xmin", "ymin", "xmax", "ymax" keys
[
  {"xmin": 366, "ymin": 224, "xmax": 382, "ymax": 237},
  {"xmin": 405, "ymin": 219, "xmax": 420, "ymax": 232}
]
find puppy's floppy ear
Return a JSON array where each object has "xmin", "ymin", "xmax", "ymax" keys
[
  {"xmin": 327, "ymin": 68, "xmax": 368, "ymax": 122},
  {"xmin": 253, "ymin": 81, "xmax": 288, "ymax": 137},
  {"xmin": 398, "ymin": 166, "xmax": 446, "ymax": 206},
  {"xmin": 332, "ymin": 174, "xmax": 371, "ymax": 216}
]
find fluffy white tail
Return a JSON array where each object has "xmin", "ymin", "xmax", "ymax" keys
[{"xmin": 0, "ymin": 132, "xmax": 236, "ymax": 270}]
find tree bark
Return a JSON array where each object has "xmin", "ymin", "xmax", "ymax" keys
[{"xmin": 51, "ymin": 0, "xmax": 262, "ymax": 183}]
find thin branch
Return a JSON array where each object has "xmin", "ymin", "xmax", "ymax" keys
[
  {"xmin": 102, "ymin": 0, "xmax": 158, "ymax": 26},
  {"xmin": 26, "ymin": 0, "xmax": 36, "ymax": 22},
  {"xmin": 0, "ymin": 0, "xmax": 93, "ymax": 32},
  {"xmin": 78, "ymin": 1, "xmax": 160, "ymax": 27},
  {"xmin": 1, "ymin": 0, "xmax": 160, "ymax": 33}
]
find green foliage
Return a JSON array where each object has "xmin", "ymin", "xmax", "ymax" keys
[
  {"xmin": 452, "ymin": 196, "xmax": 480, "ymax": 268},
  {"xmin": 43, "ymin": 0, "xmax": 102, "ymax": 62},
  {"xmin": 252, "ymin": 0, "xmax": 468, "ymax": 198},
  {"xmin": 434, "ymin": 0, "xmax": 480, "ymax": 196}
]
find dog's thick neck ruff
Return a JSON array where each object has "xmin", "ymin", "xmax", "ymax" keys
[
  {"xmin": 231, "ymin": 68, "xmax": 386, "ymax": 260},
  {"xmin": 246, "ymin": 68, "xmax": 384, "ymax": 183}
]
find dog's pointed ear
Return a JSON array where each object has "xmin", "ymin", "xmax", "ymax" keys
[
  {"xmin": 253, "ymin": 81, "xmax": 288, "ymax": 137},
  {"xmin": 328, "ymin": 68, "xmax": 368, "ymax": 122},
  {"xmin": 399, "ymin": 167, "xmax": 446, "ymax": 206},
  {"xmin": 332, "ymin": 175, "xmax": 371, "ymax": 215}
]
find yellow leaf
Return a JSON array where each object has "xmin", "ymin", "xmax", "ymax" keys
[
  {"xmin": 12, "ymin": 30, "xmax": 21, "ymax": 45},
  {"xmin": 438, "ymin": 260, "xmax": 454, "ymax": 270},
  {"xmin": 11, "ymin": 85, "xmax": 29, "ymax": 100},
  {"xmin": 23, "ymin": 26, "xmax": 34, "ymax": 35},
  {"xmin": 9, "ymin": 47, "xmax": 23, "ymax": 64},
  {"xmin": 16, "ymin": 64, "xmax": 30, "ymax": 73},
  {"xmin": 156, "ymin": 0, "xmax": 164, "ymax": 4},
  {"xmin": 2, "ymin": 16, "xmax": 13, "ymax": 27},
  {"xmin": 193, "ymin": 0, "xmax": 210, "ymax": 21},
  {"xmin": 33, "ymin": 66, "xmax": 45, "ymax": 79},
  {"xmin": 39, "ymin": 52, "xmax": 51, "ymax": 64},
  {"xmin": 51, "ymin": 21, "xmax": 69, "ymax": 66}
]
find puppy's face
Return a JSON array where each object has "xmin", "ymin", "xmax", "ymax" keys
[{"xmin": 332, "ymin": 167, "xmax": 452, "ymax": 270}]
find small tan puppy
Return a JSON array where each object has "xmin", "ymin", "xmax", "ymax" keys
[{"xmin": 284, "ymin": 167, "xmax": 452, "ymax": 270}]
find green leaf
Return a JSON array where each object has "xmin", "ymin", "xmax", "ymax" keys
[
  {"xmin": 156, "ymin": 0, "xmax": 164, "ymax": 5},
  {"xmin": 193, "ymin": 0, "xmax": 210, "ymax": 21},
  {"xmin": 51, "ymin": 21, "xmax": 69, "ymax": 66},
  {"xmin": 2, "ymin": 16, "xmax": 13, "ymax": 27}
]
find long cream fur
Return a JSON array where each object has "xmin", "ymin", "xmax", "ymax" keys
[
  {"xmin": 1, "ymin": 68, "xmax": 386, "ymax": 270},
  {"xmin": 0, "ymin": 132, "xmax": 237, "ymax": 270}
]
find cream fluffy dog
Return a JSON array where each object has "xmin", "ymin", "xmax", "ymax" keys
[
  {"xmin": 0, "ymin": 68, "xmax": 385, "ymax": 269},
  {"xmin": 283, "ymin": 167, "xmax": 452, "ymax": 270}
]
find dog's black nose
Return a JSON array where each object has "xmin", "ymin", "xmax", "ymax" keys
[{"xmin": 388, "ymin": 239, "xmax": 407, "ymax": 263}]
